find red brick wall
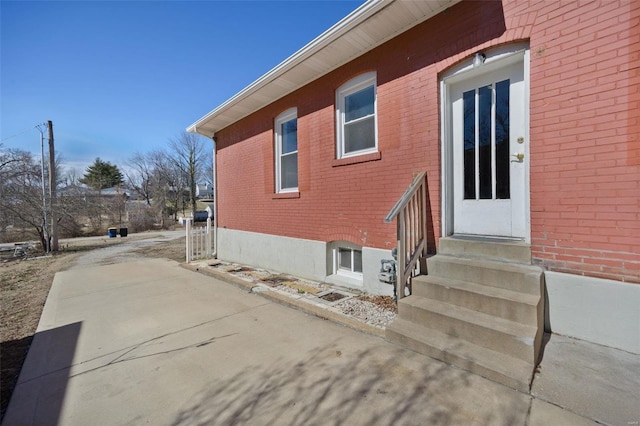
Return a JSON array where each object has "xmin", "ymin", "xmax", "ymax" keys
[
  {"xmin": 526, "ymin": 0, "xmax": 640, "ymax": 283},
  {"xmin": 214, "ymin": 0, "xmax": 639, "ymax": 283}
]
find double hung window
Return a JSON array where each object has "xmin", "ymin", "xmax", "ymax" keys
[
  {"xmin": 336, "ymin": 72, "xmax": 377, "ymax": 158},
  {"xmin": 275, "ymin": 108, "xmax": 298, "ymax": 192}
]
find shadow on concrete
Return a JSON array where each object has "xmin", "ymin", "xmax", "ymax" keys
[
  {"xmin": 2, "ymin": 322, "xmax": 81, "ymax": 426},
  {"xmin": 171, "ymin": 344, "xmax": 527, "ymax": 425}
]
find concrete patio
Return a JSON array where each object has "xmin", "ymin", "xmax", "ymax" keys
[{"xmin": 3, "ymin": 258, "xmax": 638, "ymax": 425}]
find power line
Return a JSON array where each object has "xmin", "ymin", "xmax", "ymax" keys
[{"xmin": 1, "ymin": 123, "xmax": 48, "ymax": 143}]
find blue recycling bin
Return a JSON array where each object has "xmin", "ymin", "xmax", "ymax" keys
[{"xmin": 107, "ymin": 227, "xmax": 117, "ymax": 238}]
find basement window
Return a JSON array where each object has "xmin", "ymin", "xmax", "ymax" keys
[
  {"xmin": 332, "ymin": 244, "xmax": 363, "ymax": 281},
  {"xmin": 339, "ymin": 247, "xmax": 362, "ymax": 274}
]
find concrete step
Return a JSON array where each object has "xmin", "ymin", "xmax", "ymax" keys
[
  {"xmin": 438, "ymin": 236, "xmax": 531, "ymax": 264},
  {"xmin": 411, "ymin": 275, "xmax": 541, "ymax": 326},
  {"xmin": 397, "ymin": 296, "xmax": 540, "ymax": 364},
  {"xmin": 386, "ymin": 318, "xmax": 533, "ymax": 392},
  {"xmin": 426, "ymin": 255, "xmax": 543, "ymax": 295}
]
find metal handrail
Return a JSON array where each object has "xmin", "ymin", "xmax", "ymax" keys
[{"xmin": 385, "ymin": 172, "xmax": 428, "ymax": 299}]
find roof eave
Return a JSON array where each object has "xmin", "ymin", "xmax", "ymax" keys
[
  {"xmin": 187, "ymin": 0, "xmax": 460, "ymax": 137},
  {"xmin": 187, "ymin": 0, "xmax": 389, "ymax": 137}
]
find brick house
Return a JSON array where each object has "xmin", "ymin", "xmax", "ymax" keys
[{"xmin": 189, "ymin": 0, "xmax": 639, "ymax": 389}]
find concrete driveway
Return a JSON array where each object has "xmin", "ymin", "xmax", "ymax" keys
[
  {"xmin": 4, "ymin": 258, "xmax": 602, "ymax": 425},
  {"xmin": 63, "ymin": 230, "xmax": 185, "ymax": 269}
]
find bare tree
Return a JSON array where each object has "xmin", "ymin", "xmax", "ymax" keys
[
  {"xmin": 57, "ymin": 175, "xmax": 86, "ymax": 238},
  {"xmin": 0, "ymin": 147, "xmax": 48, "ymax": 248},
  {"xmin": 167, "ymin": 132, "xmax": 208, "ymax": 217},
  {"xmin": 149, "ymin": 150, "xmax": 186, "ymax": 222},
  {"xmin": 64, "ymin": 167, "xmax": 83, "ymax": 187},
  {"xmin": 125, "ymin": 152, "xmax": 155, "ymax": 206}
]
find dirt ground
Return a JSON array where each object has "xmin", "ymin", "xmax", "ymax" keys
[{"xmin": 0, "ymin": 234, "xmax": 186, "ymax": 420}]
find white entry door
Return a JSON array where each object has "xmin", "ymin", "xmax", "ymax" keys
[{"xmin": 449, "ymin": 58, "xmax": 527, "ymax": 239}]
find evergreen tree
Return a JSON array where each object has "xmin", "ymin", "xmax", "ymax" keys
[{"xmin": 80, "ymin": 158, "xmax": 123, "ymax": 190}]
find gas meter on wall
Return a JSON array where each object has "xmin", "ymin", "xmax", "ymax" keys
[
  {"xmin": 378, "ymin": 247, "xmax": 397, "ymax": 285},
  {"xmin": 378, "ymin": 259, "xmax": 396, "ymax": 284}
]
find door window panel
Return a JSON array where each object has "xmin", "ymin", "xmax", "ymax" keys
[
  {"xmin": 495, "ymin": 79, "xmax": 510, "ymax": 199},
  {"xmin": 478, "ymin": 85, "xmax": 492, "ymax": 199},
  {"xmin": 462, "ymin": 79, "xmax": 511, "ymax": 201},
  {"xmin": 463, "ymin": 90, "xmax": 476, "ymax": 200}
]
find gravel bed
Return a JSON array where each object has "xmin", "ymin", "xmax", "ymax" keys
[
  {"xmin": 207, "ymin": 260, "xmax": 397, "ymax": 329},
  {"xmin": 334, "ymin": 297, "xmax": 397, "ymax": 328}
]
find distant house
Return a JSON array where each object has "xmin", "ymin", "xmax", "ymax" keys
[
  {"xmin": 58, "ymin": 184, "xmax": 130, "ymax": 200},
  {"xmin": 196, "ymin": 182, "xmax": 213, "ymax": 199},
  {"xmin": 188, "ymin": 0, "xmax": 639, "ymax": 389},
  {"xmin": 99, "ymin": 186, "xmax": 130, "ymax": 199}
]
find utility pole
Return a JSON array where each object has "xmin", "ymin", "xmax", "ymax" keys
[
  {"xmin": 36, "ymin": 124, "xmax": 50, "ymax": 253},
  {"xmin": 47, "ymin": 120, "xmax": 59, "ymax": 251}
]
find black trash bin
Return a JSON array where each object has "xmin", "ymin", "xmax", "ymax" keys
[{"xmin": 119, "ymin": 227, "xmax": 128, "ymax": 237}]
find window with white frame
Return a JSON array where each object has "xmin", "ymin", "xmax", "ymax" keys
[
  {"xmin": 275, "ymin": 108, "xmax": 298, "ymax": 192},
  {"xmin": 336, "ymin": 72, "xmax": 377, "ymax": 159},
  {"xmin": 335, "ymin": 246, "xmax": 363, "ymax": 279}
]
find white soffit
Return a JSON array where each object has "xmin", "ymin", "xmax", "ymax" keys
[{"xmin": 188, "ymin": 0, "xmax": 461, "ymax": 138}]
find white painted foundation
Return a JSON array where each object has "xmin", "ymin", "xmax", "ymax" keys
[
  {"xmin": 217, "ymin": 228, "xmax": 327, "ymax": 281},
  {"xmin": 217, "ymin": 228, "xmax": 394, "ymax": 295},
  {"xmin": 545, "ymin": 271, "xmax": 640, "ymax": 354},
  {"xmin": 218, "ymin": 229, "xmax": 639, "ymax": 352}
]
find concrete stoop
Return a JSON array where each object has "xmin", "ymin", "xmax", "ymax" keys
[{"xmin": 386, "ymin": 237, "xmax": 544, "ymax": 392}]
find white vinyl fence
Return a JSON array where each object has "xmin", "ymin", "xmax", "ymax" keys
[{"xmin": 185, "ymin": 218, "xmax": 214, "ymax": 263}]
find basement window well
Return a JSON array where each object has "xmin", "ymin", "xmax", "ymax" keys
[{"xmin": 327, "ymin": 241, "xmax": 364, "ymax": 287}]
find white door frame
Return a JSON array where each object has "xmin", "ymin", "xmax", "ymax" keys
[{"xmin": 440, "ymin": 43, "xmax": 531, "ymax": 243}]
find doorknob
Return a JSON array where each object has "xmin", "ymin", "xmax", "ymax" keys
[{"xmin": 511, "ymin": 153, "xmax": 524, "ymax": 162}]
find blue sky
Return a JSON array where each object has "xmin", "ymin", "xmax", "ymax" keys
[{"xmin": 1, "ymin": 0, "xmax": 365, "ymax": 174}]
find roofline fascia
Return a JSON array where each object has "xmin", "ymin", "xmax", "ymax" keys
[{"xmin": 186, "ymin": 0, "xmax": 389, "ymax": 136}]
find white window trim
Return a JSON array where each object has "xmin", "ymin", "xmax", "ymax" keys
[
  {"xmin": 336, "ymin": 72, "xmax": 378, "ymax": 159},
  {"xmin": 275, "ymin": 107, "xmax": 298, "ymax": 193},
  {"xmin": 333, "ymin": 246, "xmax": 363, "ymax": 280}
]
